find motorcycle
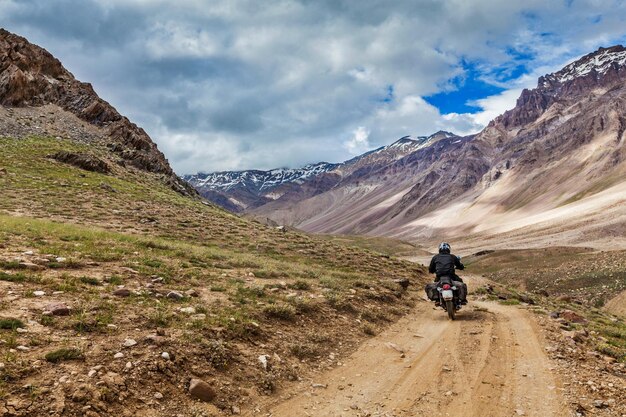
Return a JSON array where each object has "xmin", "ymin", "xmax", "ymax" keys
[{"xmin": 436, "ymin": 275, "xmax": 461, "ymax": 320}]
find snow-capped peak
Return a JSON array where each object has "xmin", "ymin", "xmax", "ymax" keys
[
  {"xmin": 386, "ymin": 131, "xmax": 455, "ymax": 150},
  {"xmin": 183, "ymin": 162, "xmax": 338, "ymax": 192},
  {"xmin": 387, "ymin": 135, "xmax": 426, "ymax": 149},
  {"xmin": 542, "ymin": 45, "xmax": 626, "ymax": 85},
  {"xmin": 185, "ymin": 131, "xmax": 459, "ymax": 194}
]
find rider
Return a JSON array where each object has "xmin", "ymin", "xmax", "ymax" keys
[{"xmin": 426, "ymin": 242, "xmax": 468, "ymax": 307}]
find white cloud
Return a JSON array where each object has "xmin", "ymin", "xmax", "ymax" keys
[
  {"xmin": 144, "ymin": 22, "xmax": 221, "ymax": 59},
  {"xmin": 2, "ymin": 0, "xmax": 626, "ymax": 173},
  {"xmin": 438, "ymin": 88, "xmax": 524, "ymax": 134},
  {"xmin": 344, "ymin": 127, "xmax": 371, "ymax": 155}
]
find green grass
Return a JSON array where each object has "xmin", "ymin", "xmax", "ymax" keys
[
  {"xmin": 263, "ymin": 304, "xmax": 296, "ymax": 321},
  {"xmin": 464, "ymin": 247, "xmax": 626, "ymax": 304},
  {"xmin": 596, "ymin": 343, "xmax": 625, "ymax": 362},
  {"xmin": 0, "ymin": 138, "xmax": 426, "ymax": 372},
  {"xmin": 0, "ymin": 260, "xmax": 25, "ymax": 270},
  {"xmin": 362, "ymin": 323, "xmax": 377, "ymax": 335},
  {"xmin": 0, "ymin": 318, "xmax": 24, "ymax": 330},
  {"xmin": 79, "ymin": 276, "xmax": 100, "ymax": 286},
  {"xmin": 590, "ymin": 319, "xmax": 626, "ymax": 362},
  {"xmin": 318, "ymin": 234, "xmax": 423, "ymax": 257},
  {"xmin": 44, "ymin": 348, "xmax": 84, "ymax": 363},
  {"xmin": 0, "ymin": 271, "xmax": 34, "ymax": 283},
  {"xmin": 147, "ymin": 306, "xmax": 173, "ymax": 328},
  {"xmin": 0, "ymin": 212, "xmax": 420, "ymax": 320},
  {"xmin": 288, "ymin": 280, "xmax": 312, "ymax": 291}
]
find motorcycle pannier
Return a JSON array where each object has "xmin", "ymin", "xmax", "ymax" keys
[{"xmin": 425, "ymin": 283, "xmax": 438, "ymax": 301}]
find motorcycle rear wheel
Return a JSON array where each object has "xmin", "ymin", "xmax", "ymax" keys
[{"xmin": 446, "ymin": 300, "xmax": 456, "ymax": 320}]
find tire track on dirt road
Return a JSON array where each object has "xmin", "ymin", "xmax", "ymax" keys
[{"xmin": 256, "ymin": 277, "xmax": 568, "ymax": 417}]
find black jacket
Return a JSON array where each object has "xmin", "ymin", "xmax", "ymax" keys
[{"xmin": 429, "ymin": 253, "xmax": 464, "ymax": 279}]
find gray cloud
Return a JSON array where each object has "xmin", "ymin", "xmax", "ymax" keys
[{"xmin": 1, "ymin": 0, "xmax": 626, "ymax": 173}]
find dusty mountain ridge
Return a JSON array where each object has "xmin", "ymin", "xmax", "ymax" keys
[
  {"xmin": 0, "ymin": 29, "xmax": 193, "ymax": 196},
  {"xmin": 189, "ymin": 46, "xmax": 626, "ymax": 249}
]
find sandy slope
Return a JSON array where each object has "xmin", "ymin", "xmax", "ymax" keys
[
  {"xmin": 257, "ymin": 277, "xmax": 567, "ymax": 417},
  {"xmin": 395, "ymin": 180, "xmax": 626, "ymax": 251},
  {"xmin": 604, "ymin": 290, "xmax": 626, "ymax": 317}
]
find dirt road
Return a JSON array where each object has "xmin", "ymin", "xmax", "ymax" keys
[{"xmin": 257, "ymin": 278, "xmax": 568, "ymax": 417}]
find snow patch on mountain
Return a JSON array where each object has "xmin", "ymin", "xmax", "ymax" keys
[
  {"xmin": 185, "ymin": 131, "xmax": 458, "ymax": 197},
  {"xmin": 543, "ymin": 46, "xmax": 626, "ymax": 85},
  {"xmin": 184, "ymin": 162, "xmax": 338, "ymax": 192},
  {"xmin": 264, "ymin": 192, "xmax": 284, "ymax": 200},
  {"xmin": 373, "ymin": 131, "xmax": 455, "ymax": 158}
]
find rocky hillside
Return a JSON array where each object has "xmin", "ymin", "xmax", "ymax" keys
[
  {"xmin": 193, "ymin": 45, "xmax": 626, "ymax": 249},
  {"xmin": 498, "ymin": 45, "xmax": 626, "ymax": 129},
  {"xmin": 0, "ymin": 31, "xmax": 427, "ymax": 417},
  {"xmin": 0, "ymin": 29, "xmax": 193, "ymax": 196}
]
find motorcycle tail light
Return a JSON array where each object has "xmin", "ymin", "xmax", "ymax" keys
[{"xmin": 442, "ymin": 284, "xmax": 451, "ymax": 290}]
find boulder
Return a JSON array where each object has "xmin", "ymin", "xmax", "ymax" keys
[
  {"xmin": 18, "ymin": 261, "xmax": 43, "ymax": 271},
  {"xmin": 122, "ymin": 338, "xmax": 137, "ymax": 348},
  {"xmin": 144, "ymin": 334, "xmax": 167, "ymax": 346},
  {"xmin": 561, "ymin": 310, "xmax": 587, "ymax": 323},
  {"xmin": 44, "ymin": 303, "xmax": 71, "ymax": 316},
  {"xmin": 166, "ymin": 291, "xmax": 184, "ymax": 300},
  {"xmin": 258, "ymin": 355, "xmax": 270, "ymax": 370},
  {"xmin": 113, "ymin": 288, "xmax": 131, "ymax": 297},
  {"xmin": 394, "ymin": 278, "xmax": 410, "ymax": 290},
  {"xmin": 188, "ymin": 378, "xmax": 216, "ymax": 402},
  {"xmin": 517, "ymin": 294, "xmax": 535, "ymax": 305},
  {"xmin": 48, "ymin": 151, "xmax": 111, "ymax": 174},
  {"xmin": 185, "ymin": 289, "xmax": 199, "ymax": 297}
]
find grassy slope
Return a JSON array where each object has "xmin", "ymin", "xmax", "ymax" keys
[
  {"xmin": 465, "ymin": 247, "xmax": 626, "ymax": 362},
  {"xmin": 465, "ymin": 247, "xmax": 626, "ymax": 302},
  {"xmin": 317, "ymin": 234, "xmax": 428, "ymax": 257},
  {"xmin": 0, "ymin": 137, "xmax": 427, "ymax": 416}
]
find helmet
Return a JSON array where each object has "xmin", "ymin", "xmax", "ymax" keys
[{"xmin": 438, "ymin": 242, "xmax": 451, "ymax": 254}]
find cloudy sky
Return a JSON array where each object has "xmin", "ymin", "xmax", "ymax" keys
[{"xmin": 2, "ymin": 0, "xmax": 626, "ymax": 174}]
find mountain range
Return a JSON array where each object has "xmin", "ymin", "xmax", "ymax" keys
[
  {"xmin": 187, "ymin": 46, "xmax": 626, "ymax": 250},
  {"xmin": 184, "ymin": 131, "xmax": 458, "ymax": 212}
]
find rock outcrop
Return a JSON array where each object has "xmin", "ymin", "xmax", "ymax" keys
[
  {"xmin": 0, "ymin": 29, "xmax": 195, "ymax": 196},
  {"xmin": 495, "ymin": 45, "xmax": 626, "ymax": 129},
  {"xmin": 48, "ymin": 151, "xmax": 111, "ymax": 173}
]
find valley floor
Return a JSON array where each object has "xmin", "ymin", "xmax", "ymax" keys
[{"xmin": 257, "ymin": 275, "xmax": 625, "ymax": 417}]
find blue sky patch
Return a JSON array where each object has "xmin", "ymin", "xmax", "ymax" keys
[
  {"xmin": 424, "ymin": 61, "xmax": 506, "ymax": 114},
  {"xmin": 379, "ymin": 85, "xmax": 394, "ymax": 103}
]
